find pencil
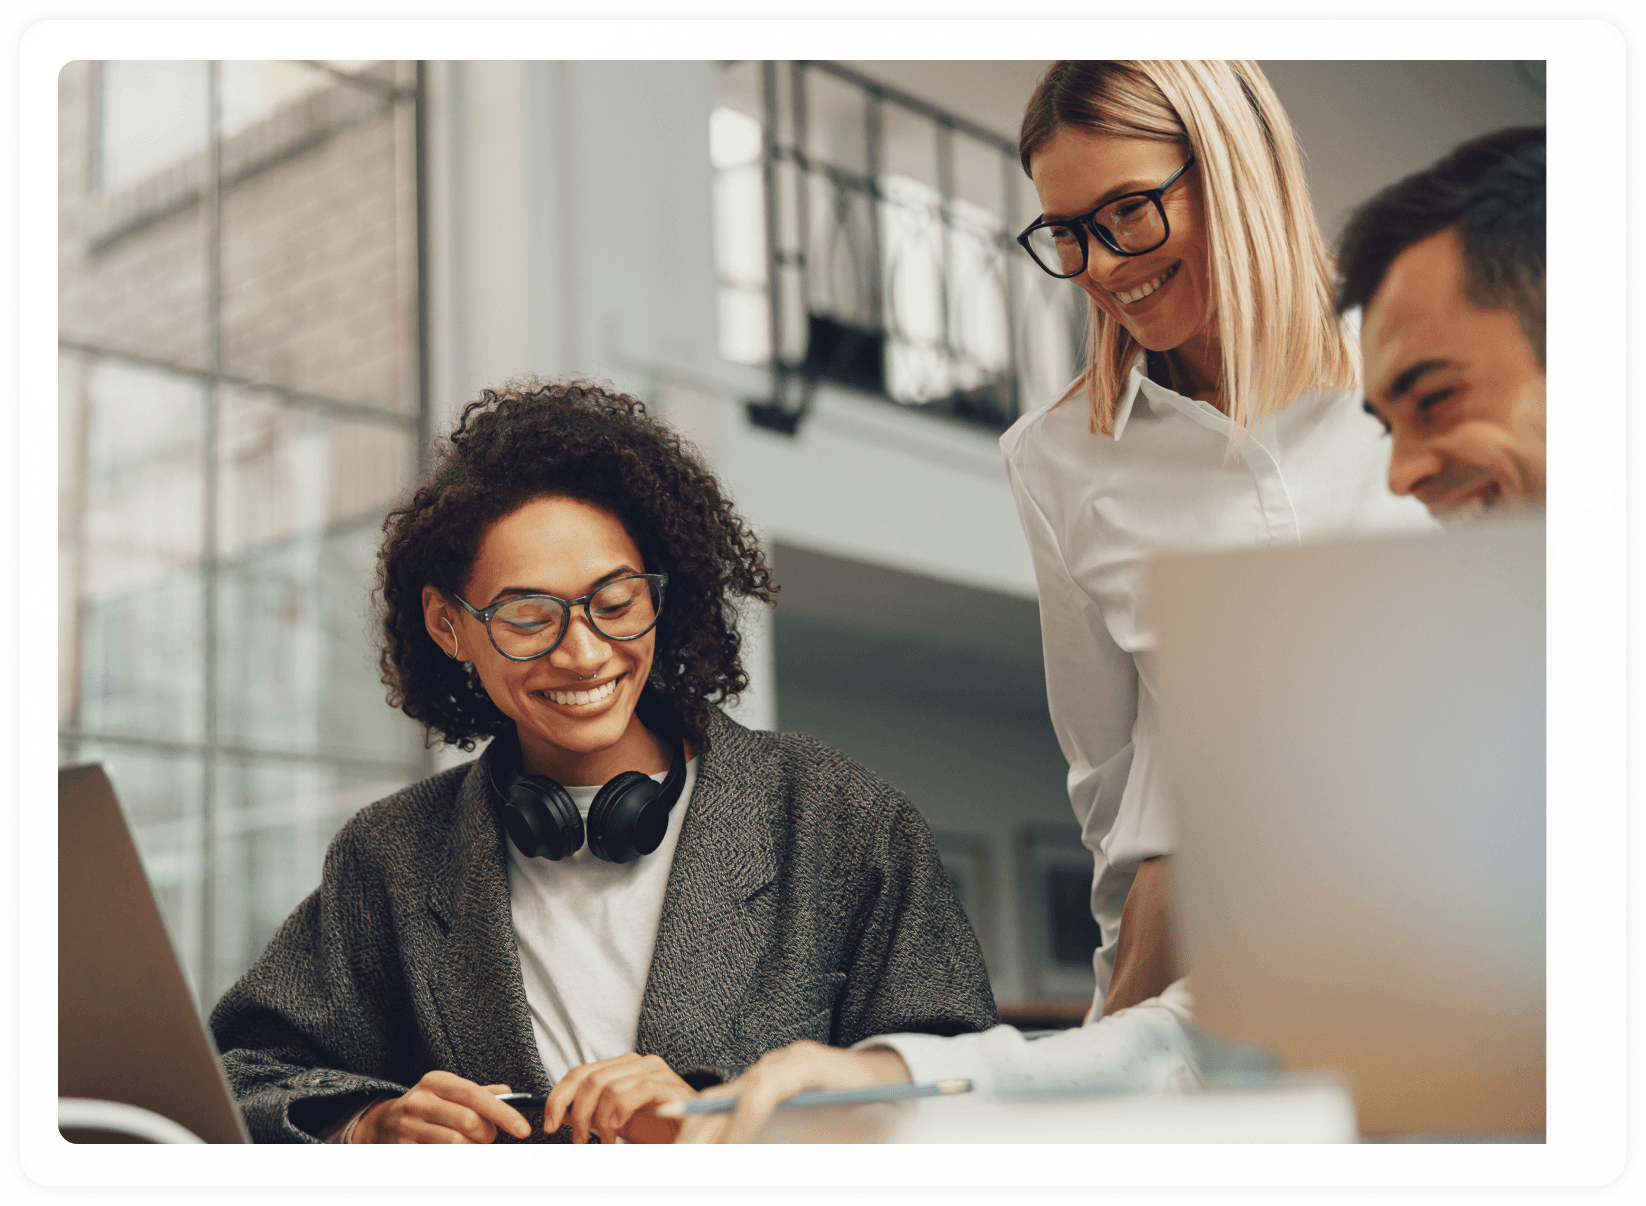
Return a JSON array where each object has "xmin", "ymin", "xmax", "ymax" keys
[{"xmin": 656, "ymin": 1078, "xmax": 972, "ymax": 1118}]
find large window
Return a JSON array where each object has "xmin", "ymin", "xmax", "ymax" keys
[
  {"xmin": 713, "ymin": 61, "xmax": 1084, "ymax": 432},
  {"xmin": 59, "ymin": 60, "xmax": 429, "ymax": 1010}
]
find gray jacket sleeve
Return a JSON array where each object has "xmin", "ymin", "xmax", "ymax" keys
[
  {"xmin": 209, "ymin": 824, "xmax": 413, "ymax": 1143},
  {"xmin": 830, "ymin": 784, "xmax": 999, "ymax": 1047}
]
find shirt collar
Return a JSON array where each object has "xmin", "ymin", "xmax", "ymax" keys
[
  {"xmin": 1125, "ymin": 363, "xmax": 1253, "ymax": 443},
  {"xmin": 1110, "ymin": 367, "xmax": 1144, "ymax": 441}
]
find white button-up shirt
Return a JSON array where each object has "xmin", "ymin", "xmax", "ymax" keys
[{"xmin": 999, "ymin": 364, "xmax": 1437, "ymax": 1003}]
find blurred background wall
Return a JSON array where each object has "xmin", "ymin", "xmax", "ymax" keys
[{"xmin": 58, "ymin": 58, "xmax": 1544, "ymax": 1023}]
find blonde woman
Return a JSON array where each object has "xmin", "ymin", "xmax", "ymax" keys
[{"xmin": 677, "ymin": 61, "xmax": 1437, "ymax": 1142}]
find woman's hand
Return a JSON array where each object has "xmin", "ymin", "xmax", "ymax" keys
[
  {"xmin": 674, "ymin": 1041, "xmax": 910, "ymax": 1144},
  {"xmin": 544, "ymin": 1052, "xmax": 698, "ymax": 1144},
  {"xmin": 354, "ymin": 1071, "xmax": 532, "ymax": 1144}
]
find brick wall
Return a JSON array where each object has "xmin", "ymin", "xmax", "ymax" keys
[{"xmin": 58, "ymin": 60, "xmax": 417, "ymax": 417}]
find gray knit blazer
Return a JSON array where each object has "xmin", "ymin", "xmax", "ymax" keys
[{"xmin": 209, "ymin": 707, "xmax": 998, "ymax": 1142}]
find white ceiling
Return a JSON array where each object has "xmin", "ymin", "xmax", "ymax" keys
[{"xmin": 835, "ymin": 60, "xmax": 1053, "ymax": 147}]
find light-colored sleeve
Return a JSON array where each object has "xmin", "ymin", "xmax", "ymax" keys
[
  {"xmin": 1002, "ymin": 448, "xmax": 1140, "ymax": 1000},
  {"xmin": 856, "ymin": 980, "xmax": 1200, "ymax": 1097}
]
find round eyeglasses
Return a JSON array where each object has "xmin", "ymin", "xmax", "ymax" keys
[
  {"xmin": 1016, "ymin": 155, "xmax": 1197, "ymax": 279},
  {"xmin": 452, "ymin": 573, "xmax": 668, "ymax": 662}
]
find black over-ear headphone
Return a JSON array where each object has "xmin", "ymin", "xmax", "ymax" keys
[{"xmin": 491, "ymin": 712, "xmax": 688, "ymax": 865}]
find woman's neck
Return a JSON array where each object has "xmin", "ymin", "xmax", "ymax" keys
[
  {"xmin": 1153, "ymin": 327, "xmax": 1225, "ymax": 412},
  {"xmin": 517, "ymin": 715, "xmax": 674, "ymax": 786}
]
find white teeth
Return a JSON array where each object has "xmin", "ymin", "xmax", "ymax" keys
[
  {"xmin": 543, "ymin": 678, "xmax": 618, "ymax": 706},
  {"xmin": 1113, "ymin": 261, "xmax": 1178, "ymax": 304}
]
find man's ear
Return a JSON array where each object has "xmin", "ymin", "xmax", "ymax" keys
[{"xmin": 421, "ymin": 585, "xmax": 462, "ymax": 660}]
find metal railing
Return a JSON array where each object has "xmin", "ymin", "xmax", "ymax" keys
[{"xmin": 739, "ymin": 61, "xmax": 1084, "ymax": 434}]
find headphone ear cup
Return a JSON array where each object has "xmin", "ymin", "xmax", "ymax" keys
[
  {"xmin": 503, "ymin": 775, "xmax": 585, "ymax": 861},
  {"xmin": 586, "ymin": 771, "xmax": 667, "ymax": 864}
]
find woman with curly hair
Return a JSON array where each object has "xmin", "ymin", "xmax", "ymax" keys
[{"xmin": 209, "ymin": 378, "xmax": 997, "ymax": 1145}]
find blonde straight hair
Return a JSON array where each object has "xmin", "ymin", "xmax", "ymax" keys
[{"xmin": 1019, "ymin": 61, "xmax": 1357, "ymax": 437}]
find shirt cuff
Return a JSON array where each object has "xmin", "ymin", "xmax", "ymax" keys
[{"xmin": 853, "ymin": 978, "xmax": 1200, "ymax": 1099}]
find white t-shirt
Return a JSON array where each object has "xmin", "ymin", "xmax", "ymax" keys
[
  {"xmin": 999, "ymin": 366, "xmax": 1437, "ymax": 1003},
  {"xmin": 506, "ymin": 757, "xmax": 699, "ymax": 1084}
]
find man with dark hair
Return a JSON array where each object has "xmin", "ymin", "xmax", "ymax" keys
[{"xmin": 1337, "ymin": 127, "xmax": 1545, "ymax": 523}]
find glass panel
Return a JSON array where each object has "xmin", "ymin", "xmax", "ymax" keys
[
  {"xmin": 718, "ymin": 288, "xmax": 770, "ymax": 366},
  {"xmin": 97, "ymin": 61, "xmax": 209, "ymax": 193},
  {"xmin": 75, "ymin": 357, "xmax": 207, "ymax": 742},
  {"xmin": 711, "ymin": 105, "xmax": 769, "ymax": 367},
  {"xmin": 806, "ymin": 173, "xmax": 877, "ymax": 329},
  {"xmin": 880, "ymin": 105, "xmax": 937, "ymax": 193},
  {"xmin": 881, "ymin": 173, "xmax": 948, "ymax": 404},
  {"xmin": 710, "ymin": 104, "xmax": 762, "ymax": 172},
  {"xmin": 711, "ymin": 117, "xmax": 766, "ymax": 263},
  {"xmin": 60, "ymin": 350, "xmax": 90, "ymax": 727},
  {"xmin": 208, "ymin": 756, "xmax": 421, "ymax": 1006},
  {"xmin": 218, "ymin": 60, "xmax": 333, "ymax": 140},
  {"xmin": 67, "ymin": 741, "xmax": 208, "ymax": 1008},
  {"xmin": 61, "ymin": 57, "xmax": 428, "ymax": 1027},
  {"xmin": 61, "ymin": 61, "xmax": 211, "ymax": 371},
  {"xmin": 215, "ymin": 387, "xmax": 421, "ymax": 763},
  {"xmin": 220, "ymin": 65, "xmax": 417, "ymax": 416},
  {"xmin": 947, "ymin": 198, "xmax": 1010, "ymax": 396}
]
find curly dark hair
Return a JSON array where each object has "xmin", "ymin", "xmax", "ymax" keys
[{"xmin": 376, "ymin": 377, "xmax": 778, "ymax": 753}]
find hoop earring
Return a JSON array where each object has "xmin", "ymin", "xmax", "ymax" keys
[{"xmin": 441, "ymin": 616, "xmax": 461, "ymax": 660}]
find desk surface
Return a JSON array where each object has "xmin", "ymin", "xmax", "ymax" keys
[{"xmin": 751, "ymin": 1079, "xmax": 1359, "ymax": 1143}]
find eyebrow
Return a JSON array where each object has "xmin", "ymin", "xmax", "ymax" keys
[
  {"xmin": 1041, "ymin": 177, "xmax": 1160, "ymax": 222},
  {"xmin": 486, "ymin": 565, "xmax": 639, "ymax": 606},
  {"xmin": 1384, "ymin": 358, "xmax": 1455, "ymax": 404}
]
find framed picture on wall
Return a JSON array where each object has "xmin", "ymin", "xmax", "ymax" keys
[{"xmin": 1015, "ymin": 824, "xmax": 1100, "ymax": 1005}]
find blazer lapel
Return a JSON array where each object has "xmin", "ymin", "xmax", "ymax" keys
[
  {"xmin": 421, "ymin": 742, "xmax": 551, "ymax": 1093},
  {"xmin": 635, "ymin": 711, "xmax": 778, "ymax": 1072}
]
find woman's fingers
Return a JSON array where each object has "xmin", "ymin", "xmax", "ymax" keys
[
  {"xmin": 394, "ymin": 1113, "xmax": 482, "ymax": 1145},
  {"xmin": 462, "ymin": 1087, "xmax": 531, "ymax": 1141},
  {"xmin": 554, "ymin": 1053, "xmax": 693, "ymax": 1144},
  {"xmin": 593, "ymin": 1075, "xmax": 681, "ymax": 1144},
  {"xmin": 718, "ymin": 1062, "xmax": 807, "ymax": 1145},
  {"xmin": 544, "ymin": 1054, "xmax": 638, "ymax": 1135},
  {"xmin": 403, "ymin": 1088, "xmax": 498, "ymax": 1143},
  {"xmin": 674, "ymin": 1042, "xmax": 910, "ymax": 1144},
  {"xmin": 439, "ymin": 1075, "xmax": 531, "ymax": 1142},
  {"xmin": 564, "ymin": 1070, "xmax": 610, "ymax": 1145},
  {"xmin": 392, "ymin": 1071, "xmax": 531, "ymax": 1143}
]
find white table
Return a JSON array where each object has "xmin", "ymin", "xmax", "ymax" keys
[{"xmin": 751, "ymin": 1077, "xmax": 1359, "ymax": 1143}]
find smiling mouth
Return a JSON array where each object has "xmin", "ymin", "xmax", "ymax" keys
[
  {"xmin": 1110, "ymin": 261, "xmax": 1180, "ymax": 305},
  {"xmin": 1418, "ymin": 471, "xmax": 1500, "ymax": 525},
  {"xmin": 536, "ymin": 674, "xmax": 622, "ymax": 708}
]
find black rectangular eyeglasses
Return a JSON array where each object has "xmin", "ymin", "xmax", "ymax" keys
[{"xmin": 1016, "ymin": 155, "xmax": 1197, "ymax": 279}]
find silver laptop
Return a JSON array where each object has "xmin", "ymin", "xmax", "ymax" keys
[
  {"xmin": 1150, "ymin": 518, "xmax": 1544, "ymax": 1136},
  {"xmin": 59, "ymin": 764, "xmax": 251, "ymax": 1143}
]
